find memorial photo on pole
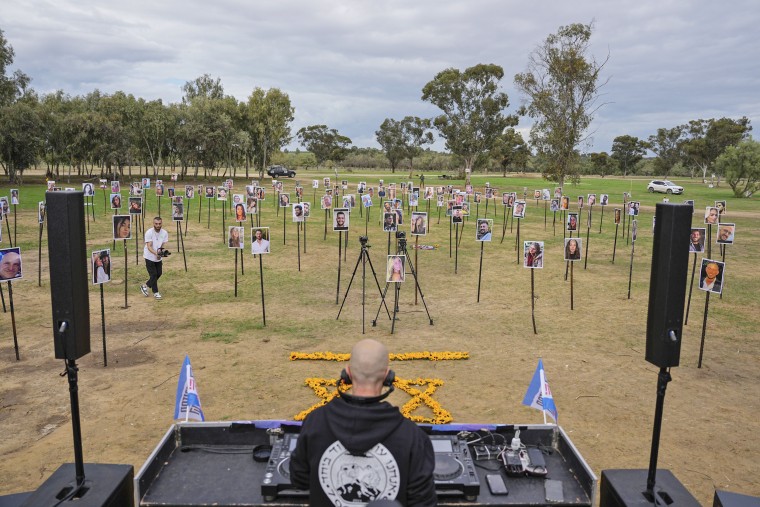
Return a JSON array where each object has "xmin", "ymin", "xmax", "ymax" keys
[
  {"xmin": 217, "ymin": 186, "xmax": 228, "ymax": 201},
  {"xmin": 614, "ymin": 208, "xmax": 621, "ymax": 224},
  {"xmin": 564, "ymin": 238, "xmax": 582, "ymax": 261},
  {"xmin": 383, "ymin": 212, "xmax": 397, "ymax": 232},
  {"xmin": 234, "ymin": 203, "xmax": 247, "ymax": 222},
  {"xmin": 92, "ymin": 249, "xmax": 111, "ymax": 284},
  {"xmin": 716, "ymin": 224, "xmax": 735, "ymax": 244},
  {"xmin": 129, "ymin": 197, "xmax": 142, "ymax": 214},
  {"xmin": 566, "ymin": 212, "xmax": 578, "ymax": 232},
  {"xmin": 333, "ymin": 208, "xmax": 349, "ymax": 231},
  {"xmin": 292, "ymin": 204, "xmax": 304, "ymax": 223},
  {"xmin": 113, "ymin": 215, "xmax": 132, "ymax": 240},
  {"xmin": 411, "ymin": 212, "xmax": 428, "ymax": 236},
  {"xmin": 513, "ymin": 201, "xmax": 526, "ymax": 218},
  {"xmin": 251, "ymin": 227, "xmax": 271, "ymax": 254},
  {"xmin": 172, "ymin": 201, "xmax": 184, "ymax": 222},
  {"xmin": 524, "ymin": 241, "xmax": 544, "ymax": 268},
  {"xmin": 110, "ymin": 193, "xmax": 122, "ymax": 210},
  {"xmin": 0, "ymin": 247, "xmax": 22, "ymax": 280},
  {"xmin": 699, "ymin": 259, "xmax": 725, "ymax": 294},
  {"xmin": 476, "ymin": 219, "xmax": 493, "ymax": 241},
  {"xmin": 689, "ymin": 228, "xmax": 706, "ymax": 252},
  {"xmin": 386, "ymin": 255, "xmax": 406, "ymax": 283},
  {"xmin": 228, "ymin": 226, "xmax": 244, "ymax": 249}
]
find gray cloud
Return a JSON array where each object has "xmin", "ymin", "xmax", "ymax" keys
[{"xmin": 2, "ymin": 0, "xmax": 757, "ymax": 154}]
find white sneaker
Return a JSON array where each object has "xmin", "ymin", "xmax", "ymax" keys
[
  {"xmin": 140, "ymin": 284, "xmax": 149, "ymax": 297},
  {"xmin": 154, "ymin": 292, "xmax": 162, "ymax": 300}
]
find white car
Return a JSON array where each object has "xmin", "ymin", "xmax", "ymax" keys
[{"xmin": 647, "ymin": 180, "xmax": 684, "ymax": 194}]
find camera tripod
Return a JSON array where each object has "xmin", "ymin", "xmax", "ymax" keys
[
  {"xmin": 337, "ymin": 236, "xmax": 391, "ymax": 334},
  {"xmin": 372, "ymin": 233, "xmax": 434, "ymax": 334}
]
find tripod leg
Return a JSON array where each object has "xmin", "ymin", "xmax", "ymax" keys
[
  {"xmin": 365, "ymin": 253, "xmax": 392, "ymax": 319},
  {"xmin": 390, "ymin": 283, "xmax": 400, "ymax": 334},
  {"xmin": 372, "ymin": 281, "xmax": 392, "ymax": 325},
  {"xmin": 403, "ymin": 246, "xmax": 434, "ymax": 325},
  {"xmin": 336, "ymin": 249, "xmax": 365, "ymax": 319}
]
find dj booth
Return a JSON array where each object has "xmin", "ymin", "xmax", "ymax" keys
[{"xmin": 135, "ymin": 421, "xmax": 596, "ymax": 507}]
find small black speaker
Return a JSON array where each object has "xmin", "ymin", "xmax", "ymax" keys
[
  {"xmin": 645, "ymin": 204, "xmax": 692, "ymax": 368},
  {"xmin": 46, "ymin": 191, "xmax": 91, "ymax": 360},
  {"xmin": 600, "ymin": 469, "xmax": 700, "ymax": 507}
]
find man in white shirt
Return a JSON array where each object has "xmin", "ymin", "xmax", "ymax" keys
[{"xmin": 141, "ymin": 217, "xmax": 169, "ymax": 300}]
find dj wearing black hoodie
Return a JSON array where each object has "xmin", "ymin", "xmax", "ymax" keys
[{"xmin": 290, "ymin": 339, "xmax": 436, "ymax": 507}]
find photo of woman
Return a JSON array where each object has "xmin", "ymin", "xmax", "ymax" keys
[
  {"xmin": 523, "ymin": 241, "xmax": 544, "ymax": 268},
  {"xmin": 155, "ymin": 183, "xmax": 164, "ymax": 197},
  {"xmin": 246, "ymin": 198, "xmax": 257, "ymax": 217},
  {"xmin": 92, "ymin": 249, "xmax": 111, "ymax": 284},
  {"xmin": 81, "ymin": 184, "xmax": 94, "ymax": 197},
  {"xmin": 411, "ymin": 212, "xmax": 427, "ymax": 236},
  {"xmin": 386, "ymin": 255, "xmax": 405, "ymax": 283},
  {"xmin": 560, "ymin": 196, "xmax": 569, "ymax": 210},
  {"xmin": 111, "ymin": 181, "xmax": 120, "ymax": 193},
  {"xmin": 550, "ymin": 199, "xmax": 560, "ymax": 212},
  {"xmin": 567, "ymin": 212, "xmax": 578, "ymax": 231},
  {"xmin": 600, "ymin": 194, "xmax": 609, "ymax": 206},
  {"xmin": 113, "ymin": 215, "xmax": 131, "ymax": 240},
  {"xmin": 704, "ymin": 206, "xmax": 719, "ymax": 224},
  {"xmin": 564, "ymin": 238, "xmax": 582, "ymax": 261},
  {"xmin": 251, "ymin": 227, "xmax": 270, "ymax": 254},
  {"xmin": 614, "ymin": 208, "xmax": 621, "ymax": 224},
  {"xmin": 172, "ymin": 202, "xmax": 184, "ymax": 221},
  {"xmin": 110, "ymin": 194, "xmax": 122, "ymax": 209},
  {"xmin": 279, "ymin": 193, "xmax": 290, "ymax": 207},
  {"xmin": 185, "ymin": 185, "xmax": 195, "ymax": 199},
  {"xmin": 228, "ymin": 226, "xmax": 244, "ymax": 249},
  {"xmin": 129, "ymin": 197, "xmax": 142, "ymax": 214}
]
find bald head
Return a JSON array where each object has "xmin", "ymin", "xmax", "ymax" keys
[
  {"xmin": 348, "ymin": 339, "xmax": 389, "ymax": 387},
  {"xmin": 0, "ymin": 252, "xmax": 21, "ymax": 280}
]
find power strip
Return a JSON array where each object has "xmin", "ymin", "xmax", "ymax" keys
[{"xmin": 472, "ymin": 444, "xmax": 502, "ymax": 461}]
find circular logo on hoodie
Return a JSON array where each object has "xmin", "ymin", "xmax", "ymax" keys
[{"xmin": 318, "ymin": 441, "xmax": 400, "ymax": 506}]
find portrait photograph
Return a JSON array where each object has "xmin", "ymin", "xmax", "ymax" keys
[
  {"xmin": 395, "ymin": 208, "xmax": 404, "ymax": 225},
  {"xmin": 99, "ymin": 179, "xmax": 108, "ymax": 189},
  {"xmin": 512, "ymin": 200, "xmax": 526, "ymax": 218},
  {"xmin": 232, "ymin": 194, "xmax": 244, "ymax": 207},
  {"xmin": 244, "ymin": 197, "xmax": 257, "ymax": 215},
  {"xmin": 341, "ymin": 179, "xmax": 348, "ymax": 189},
  {"xmin": 715, "ymin": 200, "xmax": 726, "ymax": 214},
  {"xmin": 629, "ymin": 201, "xmax": 640, "ymax": 216},
  {"xmin": 577, "ymin": 195, "xmax": 584, "ymax": 209},
  {"xmin": 699, "ymin": 259, "xmax": 725, "ymax": 294},
  {"xmin": 142, "ymin": 177, "xmax": 150, "ymax": 188},
  {"xmin": 128, "ymin": 197, "xmax": 142, "ymax": 214},
  {"xmin": 362, "ymin": 194, "xmax": 372, "ymax": 208},
  {"xmin": 600, "ymin": 194, "xmax": 609, "ymax": 206},
  {"xmin": 81, "ymin": 184, "xmax": 94, "ymax": 197},
  {"xmin": 452, "ymin": 205, "xmax": 463, "ymax": 224},
  {"xmin": 523, "ymin": 241, "xmax": 544, "ymax": 269},
  {"xmin": 474, "ymin": 192, "xmax": 482, "ymax": 204},
  {"xmin": 233, "ymin": 202, "xmax": 247, "ymax": 222},
  {"xmin": 461, "ymin": 202, "xmax": 470, "ymax": 216},
  {"xmin": 251, "ymin": 227, "xmax": 271, "ymax": 254},
  {"xmin": 424, "ymin": 186, "xmax": 434, "ymax": 200},
  {"xmin": 566, "ymin": 212, "xmax": 579, "ymax": 231},
  {"xmin": 255, "ymin": 187, "xmax": 265, "ymax": 200},
  {"xmin": 409, "ymin": 193, "xmax": 418, "ymax": 207},
  {"xmin": 8, "ymin": 189, "xmax": 18, "ymax": 206},
  {"xmin": 185, "ymin": 185, "xmax": 195, "ymax": 199},
  {"xmin": 588, "ymin": 194, "xmax": 596, "ymax": 206},
  {"xmin": 554, "ymin": 187, "xmax": 562, "ymax": 199},
  {"xmin": 502, "ymin": 192, "xmax": 510, "ymax": 205},
  {"xmin": 37, "ymin": 202, "xmax": 45, "ymax": 223},
  {"xmin": 321, "ymin": 194, "xmax": 332, "ymax": 210},
  {"xmin": 225, "ymin": 178, "xmax": 234, "ymax": 190},
  {"xmin": 172, "ymin": 202, "xmax": 184, "ymax": 222},
  {"xmin": 112, "ymin": 215, "xmax": 132, "ymax": 240},
  {"xmin": 550, "ymin": 199, "xmax": 560, "ymax": 212},
  {"xmin": 689, "ymin": 228, "xmax": 706, "ymax": 252},
  {"xmin": 110, "ymin": 181, "xmax": 120, "ymax": 193},
  {"xmin": 534, "ymin": 189, "xmax": 541, "ymax": 199},
  {"xmin": 476, "ymin": 219, "xmax": 493, "ymax": 241},
  {"xmin": 437, "ymin": 194, "xmax": 444, "ymax": 207},
  {"xmin": 465, "ymin": 184, "xmax": 473, "ymax": 195},
  {"xmin": 342, "ymin": 195, "xmax": 352, "ymax": 208},
  {"xmin": 0, "ymin": 247, "xmax": 23, "ymax": 280},
  {"xmin": 383, "ymin": 212, "xmax": 397, "ymax": 232},
  {"xmin": 91, "ymin": 249, "xmax": 111, "ymax": 285},
  {"xmin": 704, "ymin": 206, "xmax": 719, "ymax": 224},
  {"xmin": 295, "ymin": 186, "xmax": 303, "ymax": 198},
  {"xmin": 155, "ymin": 183, "xmax": 164, "ymax": 197},
  {"xmin": 129, "ymin": 182, "xmax": 140, "ymax": 196},
  {"xmin": 205, "ymin": 186, "xmax": 215, "ymax": 198},
  {"xmin": 716, "ymin": 223, "xmax": 735, "ymax": 244},
  {"xmin": 228, "ymin": 226, "xmax": 244, "ymax": 249},
  {"xmin": 614, "ymin": 208, "xmax": 621, "ymax": 224},
  {"xmin": 47, "ymin": 181, "xmax": 56, "ymax": 191},
  {"xmin": 560, "ymin": 196, "xmax": 569, "ymax": 210},
  {"xmin": 357, "ymin": 181, "xmax": 366, "ymax": 193},
  {"xmin": 292, "ymin": 203, "xmax": 305, "ymax": 222},
  {"xmin": 542, "ymin": 189, "xmax": 551, "ymax": 201},
  {"xmin": 333, "ymin": 208, "xmax": 349, "ymax": 231},
  {"xmin": 302, "ymin": 202, "xmax": 311, "ymax": 218},
  {"xmin": 323, "ymin": 177, "xmax": 330, "ymax": 187},
  {"xmin": 217, "ymin": 186, "xmax": 228, "ymax": 201},
  {"xmin": 564, "ymin": 237, "xmax": 582, "ymax": 261},
  {"xmin": 485, "ymin": 188, "xmax": 494, "ymax": 199},
  {"xmin": 277, "ymin": 193, "xmax": 289, "ymax": 208},
  {"xmin": 168, "ymin": 187, "xmax": 176, "ymax": 198},
  {"xmin": 110, "ymin": 193, "xmax": 122, "ymax": 210},
  {"xmin": 411, "ymin": 212, "xmax": 428, "ymax": 236},
  {"xmin": 386, "ymin": 255, "xmax": 406, "ymax": 283}
]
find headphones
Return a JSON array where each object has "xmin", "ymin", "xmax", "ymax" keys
[{"xmin": 338, "ymin": 368, "xmax": 395, "ymax": 405}]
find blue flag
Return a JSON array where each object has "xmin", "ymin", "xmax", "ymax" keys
[
  {"xmin": 522, "ymin": 359, "xmax": 558, "ymax": 422},
  {"xmin": 174, "ymin": 355, "xmax": 205, "ymax": 421}
]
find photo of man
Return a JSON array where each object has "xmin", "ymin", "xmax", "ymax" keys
[
  {"xmin": 600, "ymin": 194, "xmax": 609, "ymax": 206},
  {"xmin": 228, "ymin": 226, "xmax": 244, "ymax": 249},
  {"xmin": 217, "ymin": 187, "xmax": 228, "ymax": 201},
  {"xmin": 0, "ymin": 247, "xmax": 22, "ymax": 280},
  {"xmin": 523, "ymin": 241, "xmax": 544, "ymax": 268},
  {"xmin": 312, "ymin": 179, "xmax": 320, "ymax": 189},
  {"xmin": 279, "ymin": 193, "xmax": 290, "ymax": 207},
  {"xmin": 629, "ymin": 201, "xmax": 640, "ymax": 216},
  {"xmin": 38, "ymin": 202, "xmax": 45, "ymax": 223},
  {"xmin": 185, "ymin": 185, "xmax": 195, "ymax": 199},
  {"xmin": 293, "ymin": 204, "xmax": 304, "ymax": 222},
  {"xmin": 225, "ymin": 178, "xmax": 234, "ymax": 190},
  {"xmin": 699, "ymin": 259, "xmax": 724, "ymax": 294},
  {"xmin": 715, "ymin": 201, "xmax": 726, "ymax": 214},
  {"xmin": 554, "ymin": 187, "xmax": 562, "ymax": 199},
  {"xmin": 92, "ymin": 249, "xmax": 111, "ymax": 284},
  {"xmin": 705, "ymin": 206, "xmax": 719, "ymax": 224},
  {"xmin": 476, "ymin": 219, "xmax": 493, "ymax": 241},
  {"xmin": 411, "ymin": 212, "xmax": 427, "ymax": 236},
  {"xmin": 614, "ymin": 208, "xmax": 621, "ymax": 224},
  {"xmin": 205, "ymin": 186, "xmax": 215, "ymax": 198},
  {"xmin": 474, "ymin": 192, "xmax": 482, "ymax": 204},
  {"xmin": 588, "ymin": 194, "xmax": 596, "ymax": 206},
  {"xmin": 321, "ymin": 194, "xmax": 332, "ymax": 210},
  {"xmin": 716, "ymin": 224, "xmax": 735, "ymax": 244},
  {"xmin": 323, "ymin": 177, "xmax": 330, "ymax": 187},
  {"xmin": 251, "ymin": 227, "xmax": 270, "ymax": 254},
  {"xmin": 512, "ymin": 200, "xmax": 526, "ymax": 218},
  {"xmin": 386, "ymin": 255, "xmax": 405, "ymax": 283},
  {"xmin": 424, "ymin": 186, "xmax": 434, "ymax": 200},
  {"xmin": 142, "ymin": 178, "xmax": 150, "ymax": 189},
  {"xmin": 383, "ymin": 212, "xmax": 397, "ymax": 232},
  {"xmin": 689, "ymin": 228, "xmax": 706, "ymax": 252},
  {"xmin": 362, "ymin": 194, "xmax": 372, "ymax": 208},
  {"xmin": 452, "ymin": 206, "xmax": 463, "ymax": 224},
  {"xmin": 550, "ymin": 199, "xmax": 560, "ymax": 212},
  {"xmin": 567, "ymin": 212, "xmax": 578, "ymax": 231},
  {"xmin": 333, "ymin": 208, "xmax": 349, "ymax": 231},
  {"xmin": 302, "ymin": 202, "xmax": 311, "ymax": 218},
  {"xmin": 533, "ymin": 190, "xmax": 541, "ymax": 199}
]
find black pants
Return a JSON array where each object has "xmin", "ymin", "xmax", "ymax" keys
[{"xmin": 145, "ymin": 259, "xmax": 163, "ymax": 293}]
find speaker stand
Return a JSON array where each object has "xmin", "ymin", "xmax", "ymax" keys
[
  {"xmin": 645, "ymin": 366, "xmax": 671, "ymax": 501},
  {"xmin": 65, "ymin": 358, "xmax": 86, "ymax": 489}
]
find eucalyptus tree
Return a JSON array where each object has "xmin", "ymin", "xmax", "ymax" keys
[
  {"xmin": 296, "ymin": 125, "xmax": 352, "ymax": 166},
  {"xmin": 242, "ymin": 87, "xmax": 294, "ymax": 179},
  {"xmin": 376, "ymin": 118, "xmax": 406, "ymax": 172},
  {"xmin": 611, "ymin": 135, "xmax": 647, "ymax": 177}
]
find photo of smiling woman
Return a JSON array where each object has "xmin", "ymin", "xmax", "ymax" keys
[
  {"xmin": 92, "ymin": 249, "xmax": 111, "ymax": 284},
  {"xmin": 112, "ymin": 215, "xmax": 132, "ymax": 240},
  {"xmin": 386, "ymin": 255, "xmax": 405, "ymax": 283}
]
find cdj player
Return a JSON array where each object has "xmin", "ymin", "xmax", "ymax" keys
[{"xmin": 261, "ymin": 433, "xmax": 480, "ymax": 501}]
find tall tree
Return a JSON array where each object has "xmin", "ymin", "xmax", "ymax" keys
[
  {"xmin": 490, "ymin": 128, "xmax": 530, "ymax": 176},
  {"xmin": 0, "ymin": 101, "xmax": 43, "ymax": 183},
  {"xmin": 422, "ymin": 63, "xmax": 517, "ymax": 183},
  {"xmin": 611, "ymin": 135, "xmax": 646, "ymax": 177},
  {"xmin": 681, "ymin": 117, "xmax": 752, "ymax": 184},
  {"xmin": 514, "ymin": 23, "xmax": 609, "ymax": 187},
  {"xmin": 647, "ymin": 126, "xmax": 684, "ymax": 176},
  {"xmin": 588, "ymin": 152, "xmax": 616, "ymax": 177},
  {"xmin": 296, "ymin": 125, "xmax": 351, "ymax": 165},
  {"xmin": 375, "ymin": 118, "xmax": 406, "ymax": 172},
  {"xmin": 714, "ymin": 140, "xmax": 760, "ymax": 198},
  {"xmin": 0, "ymin": 28, "xmax": 31, "ymax": 107},
  {"xmin": 400, "ymin": 116, "xmax": 434, "ymax": 177},
  {"xmin": 182, "ymin": 74, "xmax": 225, "ymax": 104},
  {"xmin": 242, "ymin": 87, "xmax": 294, "ymax": 179}
]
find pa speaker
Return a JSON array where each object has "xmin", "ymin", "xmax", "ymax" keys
[
  {"xmin": 645, "ymin": 203, "xmax": 691, "ymax": 368},
  {"xmin": 21, "ymin": 463, "xmax": 133, "ymax": 507},
  {"xmin": 46, "ymin": 191, "xmax": 91, "ymax": 360},
  {"xmin": 600, "ymin": 469, "xmax": 699, "ymax": 507}
]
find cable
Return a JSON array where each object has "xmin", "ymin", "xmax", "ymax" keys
[{"xmin": 179, "ymin": 445, "xmax": 255, "ymax": 455}]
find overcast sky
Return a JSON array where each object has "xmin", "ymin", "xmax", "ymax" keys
[{"xmin": 2, "ymin": 0, "xmax": 758, "ymax": 154}]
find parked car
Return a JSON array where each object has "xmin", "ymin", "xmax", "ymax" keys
[
  {"xmin": 267, "ymin": 165, "xmax": 296, "ymax": 178},
  {"xmin": 647, "ymin": 180, "xmax": 684, "ymax": 194}
]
